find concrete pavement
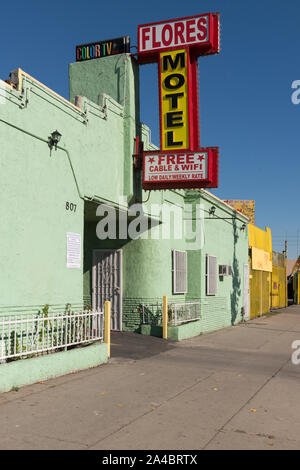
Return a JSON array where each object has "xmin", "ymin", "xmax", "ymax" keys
[{"xmin": 1, "ymin": 305, "xmax": 300, "ymax": 450}]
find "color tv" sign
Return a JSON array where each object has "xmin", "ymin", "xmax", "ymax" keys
[{"xmin": 76, "ymin": 36, "xmax": 130, "ymax": 62}]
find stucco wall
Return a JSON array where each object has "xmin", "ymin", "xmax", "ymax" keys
[
  {"xmin": 0, "ymin": 54, "xmax": 249, "ymax": 339},
  {"xmin": 0, "ymin": 57, "xmax": 133, "ymax": 316}
]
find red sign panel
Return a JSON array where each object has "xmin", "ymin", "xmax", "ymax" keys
[
  {"xmin": 143, "ymin": 148, "xmax": 218, "ymax": 190},
  {"xmin": 138, "ymin": 13, "xmax": 220, "ymax": 191},
  {"xmin": 138, "ymin": 13, "xmax": 220, "ymax": 64}
]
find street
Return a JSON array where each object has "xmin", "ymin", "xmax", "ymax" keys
[{"xmin": 1, "ymin": 305, "xmax": 300, "ymax": 450}]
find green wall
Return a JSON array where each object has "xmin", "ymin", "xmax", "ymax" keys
[
  {"xmin": 0, "ymin": 53, "xmax": 249, "ymax": 340},
  {"xmin": 0, "ymin": 55, "xmax": 138, "ymax": 317},
  {"xmin": 0, "ymin": 82, "xmax": 85, "ymax": 315},
  {"xmin": 83, "ymin": 189, "xmax": 248, "ymax": 333}
]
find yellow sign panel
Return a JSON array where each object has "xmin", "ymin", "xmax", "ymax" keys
[
  {"xmin": 252, "ymin": 247, "xmax": 272, "ymax": 272},
  {"xmin": 224, "ymin": 200, "xmax": 255, "ymax": 224},
  {"xmin": 160, "ymin": 48, "xmax": 189, "ymax": 150}
]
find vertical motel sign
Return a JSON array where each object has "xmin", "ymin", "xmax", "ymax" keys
[{"xmin": 138, "ymin": 13, "xmax": 220, "ymax": 190}]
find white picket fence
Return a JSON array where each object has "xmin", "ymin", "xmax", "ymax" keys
[{"xmin": 0, "ymin": 310, "xmax": 104, "ymax": 362}]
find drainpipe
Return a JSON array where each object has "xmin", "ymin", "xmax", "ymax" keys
[{"xmin": 56, "ymin": 144, "xmax": 83, "ymax": 199}]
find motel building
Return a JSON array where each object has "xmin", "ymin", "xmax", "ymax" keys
[{"xmin": 0, "ymin": 14, "xmax": 250, "ymax": 389}]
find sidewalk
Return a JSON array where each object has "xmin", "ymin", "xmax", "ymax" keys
[{"xmin": 1, "ymin": 305, "xmax": 300, "ymax": 450}]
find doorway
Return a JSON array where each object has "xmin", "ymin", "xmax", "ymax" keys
[{"xmin": 92, "ymin": 249, "xmax": 122, "ymax": 331}]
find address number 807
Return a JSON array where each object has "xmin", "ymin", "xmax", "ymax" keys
[{"xmin": 66, "ymin": 202, "xmax": 77, "ymax": 212}]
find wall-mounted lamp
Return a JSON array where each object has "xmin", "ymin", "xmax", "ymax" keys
[
  {"xmin": 209, "ymin": 206, "xmax": 216, "ymax": 216},
  {"xmin": 241, "ymin": 223, "xmax": 246, "ymax": 231},
  {"xmin": 48, "ymin": 130, "xmax": 62, "ymax": 151}
]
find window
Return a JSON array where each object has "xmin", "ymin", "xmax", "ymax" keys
[
  {"xmin": 206, "ymin": 255, "xmax": 218, "ymax": 295},
  {"xmin": 173, "ymin": 250, "xmax": 187, "ymax": 294},
  {"xmin": 219, "ymin": 264, "xmax": 232, "ymax": 276}
]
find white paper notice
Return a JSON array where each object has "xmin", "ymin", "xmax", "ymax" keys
[{"xmin": 67, "ymin": 232, "xmax": 81, "ymax": 269}]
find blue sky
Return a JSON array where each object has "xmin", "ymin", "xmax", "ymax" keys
[{"xmin": 1, "ymin": 0, "xmax": 299, "ymax": 257}]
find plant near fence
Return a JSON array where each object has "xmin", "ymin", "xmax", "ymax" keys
[
  {"xmin": 6, "ymin": 303, "xmax": 61, "ymax": 361},
  {"xmin": 1, "ymin": 303, "xmax": 104, "ymax": 363},
  {"xmin": 140, "ymin": 302, "xmax": 163, "ymax": 325},
  {"xmin": 38, "ymin": 304, "xmax": 52, "ymax": 349}
]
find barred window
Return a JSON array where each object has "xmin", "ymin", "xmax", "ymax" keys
[
  {"xmin": 173, "ymin": 250, "xmax": 187, "ymax": 294},
  {"xmin": 206, "ymin": 255, "xmax": 218, "ymax": 295}
]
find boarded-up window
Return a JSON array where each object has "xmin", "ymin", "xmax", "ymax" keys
[
  {"xmin": 173, "ymin": 250, "xmax": 187, "ymax": 294},
  {"xmin": 206, "ymin": 255, "xmax": 218, "ymax": 295}
]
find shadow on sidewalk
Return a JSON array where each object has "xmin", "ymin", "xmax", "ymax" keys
[{"xmin": 110, "ymin": 331, "xmax": 176, "ymax": 362}]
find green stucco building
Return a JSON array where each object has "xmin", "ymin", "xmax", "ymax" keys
[{"xmin": 0, "ymin": 53, "xmax": 249, "ymax": 342}]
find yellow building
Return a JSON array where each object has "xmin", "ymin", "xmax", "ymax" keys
[
  {"xmin": 248, "ymin": 225, "xmax": 287, "ymax": 317},
  {"xmin": 290, "ymin": 257, "xmax": 300, "ymax": 304},
  {"xmin": 293, "ymin": 273, "xmax": 300, "ymax": 304},
  {"xmin": 271, "ymin": 251, "xmax": 287, "ymax": 309},
  {"xmin": 224, "ymin": 200, "xmax": 287, "ymax": 316}
]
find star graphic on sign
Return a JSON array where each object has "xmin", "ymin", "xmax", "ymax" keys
[
  {"xmin": 148, "ymin": 157, "xmax": 155, "ymax": 163},
  {"xmin": 197, "ymin": 155, "xmax": 205, "ymax": 162}
]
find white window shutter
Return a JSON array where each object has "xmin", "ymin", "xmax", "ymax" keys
[
  {"xmin": 206, "ymin": 255, "xmax": 218, "ymax": 295},
  {"xmin": 173, "ymin": 250, "xmax": 187, "ymax": 294}
]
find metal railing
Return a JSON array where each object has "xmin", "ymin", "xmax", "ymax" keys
[
  {"xmin": 0, "ymin": 310, "xmax": 104, "ymax": 362},
  {"xmin": 141, "ymin": 301, "xmax": 201, "ymax": 327},
  {"xmin": 141, "ymin": 302, "xmax": 163, "ymax": 325},
  {"xmin": 168, "ymin": 302, "xmax": 201, "ymax": 326}
]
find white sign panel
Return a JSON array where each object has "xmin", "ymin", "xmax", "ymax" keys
[
  {"xmin": 139, "ymin": 15, "xmax": 209, "ymax": 53},
  {"xmin": 144, "ymin": 152, "xmax": 207, "ymax": 183},
  {"xmin": 67, "ymin": 232, "xmax": 81, "ymax": 269}
]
